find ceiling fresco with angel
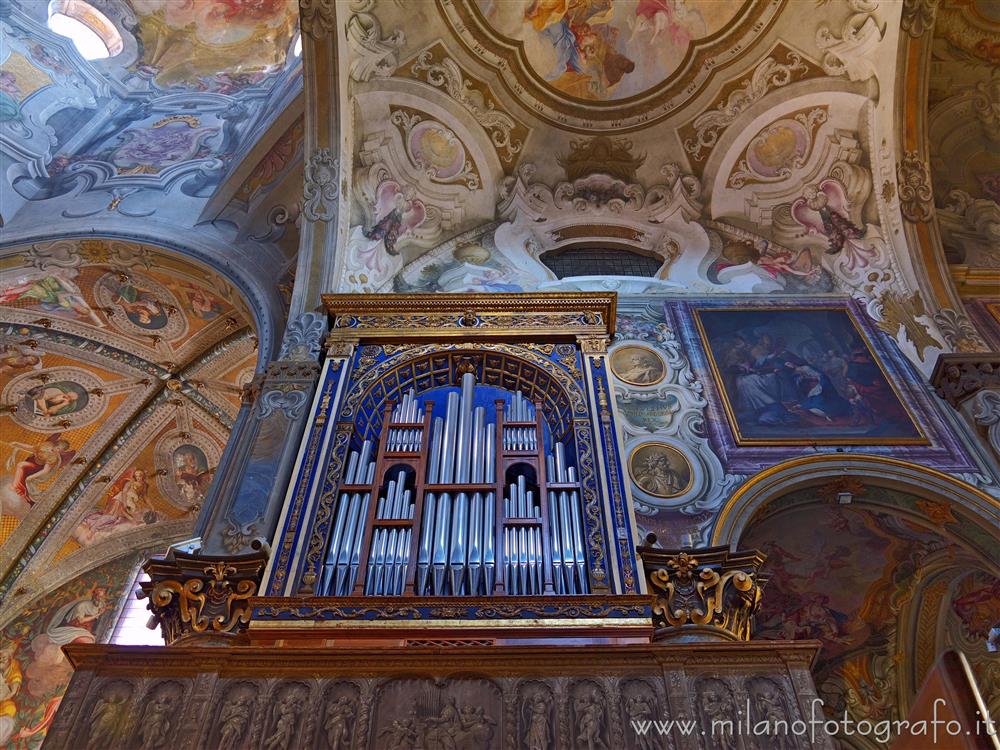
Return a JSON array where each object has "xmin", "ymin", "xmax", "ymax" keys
[{"xmin": 0, "ymin": 238, "xmax": 256, "ymax": 634}]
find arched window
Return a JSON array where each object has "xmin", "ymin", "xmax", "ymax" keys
[
  {"xmin": 47, "ymin": 0, "xmax": 123, "ymax": 60},
  {"xmin": 540, "ymin": 246, "xmax": 664, "ymax": 278}
]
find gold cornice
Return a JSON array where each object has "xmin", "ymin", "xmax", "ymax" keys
[
  {"xmin": 321, "ymin": 292, "xmax": 617, "ymax": 342},
  {"xmin": 948, "ymin": 265, "xmax": 1000, "ymax": 298}
]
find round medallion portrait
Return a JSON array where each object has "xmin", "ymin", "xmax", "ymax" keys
[
  {"xmin": 4, "ymin": 367, "xmax": 107, "ymax": 431},
  {"xmin": 628, "ymin": 442, "xmax": 693, "ymax": 499},
  {"xmin": 610, "ymin": 345, "xmax": 665, "ymax": 387},
  {"xmin": 95, "ymin": 271, "xmax": 186, "ymax": 339},
  {"xmin": 154, "ymin": 431, "xmax": 220, "ymax": 511}
]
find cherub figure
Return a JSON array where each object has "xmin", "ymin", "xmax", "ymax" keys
[{"xmin": 791, "ymin": 180, "xmax": 875, "ymax": 271}]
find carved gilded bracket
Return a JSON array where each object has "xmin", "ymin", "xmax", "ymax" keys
[
  {"xmin": 140, "ymin": 549, "xmax": 268, "ymax": 645},
  {"xmin": 638, "ymin": 541, "xmax": 768, "ymax": 643}
]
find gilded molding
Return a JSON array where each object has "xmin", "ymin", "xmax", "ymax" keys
[{"xmin": 322, "ymin": 292, "xmax": 617, "ymax": 343}]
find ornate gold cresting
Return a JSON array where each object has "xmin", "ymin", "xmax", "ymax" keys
[
  {"xmin": 140, "ymin": 550, "xmax": 267, "ymax": 645},
  {"xmin": 322, "ymin": 292, "xmax": 616, "ymax": 343},
  {"xmin": 638, "ymin": 539, "xmax": 767, "ymax": 642}
]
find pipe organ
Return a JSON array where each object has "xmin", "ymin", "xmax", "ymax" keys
[
  {"xmin": 247, "ymin": 293, "xmax": 647, "ymax": 643},
  {"xmin": 320, "ymin": 373, "xmax": 590, "ymax": 598}
]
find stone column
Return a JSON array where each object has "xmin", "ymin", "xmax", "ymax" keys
[
  {"xmin": 198, "ymin": 312, "xmax": 328, "ymax": 556},
  {"xmin": 143, "ymin": 313, "xmax": 327, "ymax": 644}
]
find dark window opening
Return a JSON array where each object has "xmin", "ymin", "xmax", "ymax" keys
[{"xmin": 540, "ymin": 247, "xmax": 663, "ymax": 279}]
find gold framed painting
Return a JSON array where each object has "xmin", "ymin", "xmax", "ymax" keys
[{"xmin": 693, "ymin": 306, "xmax": 926, "ymax": 446}]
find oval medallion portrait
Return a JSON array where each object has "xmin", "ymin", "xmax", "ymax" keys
[
  {"xmin": 628, "ymin": 442, "xmax": 693, "ymax": 499},
  {"xmin": 610, "ymin": 345, "xmax": 665, "ymax": 387}
]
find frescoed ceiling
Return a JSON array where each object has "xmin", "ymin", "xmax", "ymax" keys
[
  {"xmin": 741, "ymin": 486, "xmax": 1000, "ymax": 746},
  {"xmin": 0, "ymin": 238, "xmax": 257, "ymax": 627},
  {"xmin": 0, "ymin": 0, "xmax": 303, "ymax": 288},
  {"xmin": 327, "ymin": 0, "xmax": 997, "ymax": 370}
]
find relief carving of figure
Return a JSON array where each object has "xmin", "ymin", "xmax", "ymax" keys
[
  {"xmin": 262, "ymin": 688, "xmax": 305, "ymax": 750},
  {"xmin": 419, "ymin": 695, "xmax": 496, "ymax": 750},
  {"xmin": 625, "ymin": 692, "xmax": 660, "ymax": 750},
  {"xmin": 574, "ymin": 687, "xmax": 608, "ymax": 750},
  {"xmin": 85, "ymin": 688, "xmax": 130, "ymax": 750},
  {"xmin": 696, "ymin": 678, "xmax": 737, "ymax": 750},
  {"xmin": 138, "ymin": 687, "xmax": 176, "ymax": 750},
  {"xmin": 323, "ymin": 695, "xmax": 355, "ymax": 750},
  {"xmin": 379, "ymin": 717, "xmax": 418, "ymax": 749},
  {"xmin": 748, "ymin": 679, "xmax": 796, "ymax": 750},
  {"xmin": 217, "ymin": 692, "xmax": 253, "ymax": 750},
  {"xmin": 523, "ymin": 690, "xmax": 551, "ymax": 750}
]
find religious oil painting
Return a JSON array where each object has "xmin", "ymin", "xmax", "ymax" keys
[
  {"xmin": 628, "ymin": 442, "xmax": 692, "ymax": 498},
  {"xmin": 695, "ymin": 307, "xmax": 924, "ymax": 445},
  {"xmin": 609, "ymin": 345, "xmax": 665, "ymax": 386}
]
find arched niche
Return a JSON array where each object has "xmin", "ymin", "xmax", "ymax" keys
[{"xmin": 715, "ymin": 454, "xmax": 999, "ymax": 745}]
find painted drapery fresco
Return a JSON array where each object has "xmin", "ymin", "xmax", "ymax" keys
[
  {"xmin": 695, "ymin": 308, "xmax": 924, "ymax": 444},
  {"xmin": 0, "ymin": 554, "xmax": 138, "ymax": 749},
  {"xmin": 474, "ymin": 0, "xmax": 745, "ymax": 101}
]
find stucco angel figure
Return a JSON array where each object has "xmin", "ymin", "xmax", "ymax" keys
[
  {"xmin": 361, "ymin": 180, "xmax": 427, "ymax": 267},
  {"xmin": 791, "ymin": 180, "xmax": 875, "ymax": 271}
]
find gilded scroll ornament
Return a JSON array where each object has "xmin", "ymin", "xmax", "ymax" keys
[
  {"xmin": 640, "ymin": 543, "xmax": 767, "ymax": 642},
  {"xmin": 140, "ymin": 550, "xmax": 267, "ymax": 644}
]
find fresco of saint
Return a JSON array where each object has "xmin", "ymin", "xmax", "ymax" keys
[
  {"xmin": 74, "ymin": 468, "xmax": 157, "ymax": 546},
  {"xmin": 0, "ymin": 271, "xmax": 104, "ymax": 327},
  {"xmin": 2, "ymin": 433, "xmax": 76, "ymax": 510}
]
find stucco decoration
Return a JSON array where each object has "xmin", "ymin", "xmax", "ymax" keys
[
  {"xmin": 815, "ymin": 0, "xmax": 885, "ymax": 82},
  {"xmin": 346, "ymin": 1, "xmax": 405, "ymax": 82},
  {"xmin": 302, "ymin": 149, "xmax": 339, "ymax": 223}
]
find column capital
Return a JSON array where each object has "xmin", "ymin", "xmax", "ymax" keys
[
  {"xmin": 140, "ymin": 549, "xmax": 268, "ymax": 645},
  {"xmin": 638, "ymin": 541, "xmax": 768, "ymax": 643}
]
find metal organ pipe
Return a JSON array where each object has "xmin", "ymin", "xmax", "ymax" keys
[{"xmin": 326, "ymin": 380, "xmax": 589, "ymax": 598}]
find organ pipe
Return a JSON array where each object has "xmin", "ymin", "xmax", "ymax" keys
[{"xmin": 321, "ymin": 374, "xmax": 589, "ymax": 597}]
